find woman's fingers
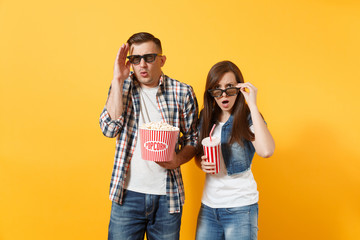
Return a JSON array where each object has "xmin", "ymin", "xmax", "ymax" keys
[
  {"xmin": 237, "ymin": 82, "xmax": 256, "ymax": 92},
  {"xmin": 201, "ymin": 158, "xmax": 216, "ymax": 174}
]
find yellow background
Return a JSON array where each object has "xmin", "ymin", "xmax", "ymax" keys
[{"xmin": 1, "ymin": 0, "xmax": 359, "ymax": 239}]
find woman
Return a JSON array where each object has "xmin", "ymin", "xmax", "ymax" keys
[{"xmin": 195, "ymin": 61, "xmax": 275, "ymax": 240}]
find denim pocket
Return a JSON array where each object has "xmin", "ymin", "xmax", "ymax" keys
[{"xmin": 224, "ymin": 205, "xmax": 251, "ymax": 214}]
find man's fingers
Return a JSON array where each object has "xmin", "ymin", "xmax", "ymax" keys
[
  {"xmin": 115, "ymin": 46, "xmax": 122, "ymax": 63},
  {"xmin": 126, "ymin": 60, "xmax": 131, "ymax": 69},
  {"xmin": 124, "ymin": 43, "xmax": 129, "ymax": 54},
  {"xmin": 118, "ymin": 44, "xmax": 127, "ymax": 62}
]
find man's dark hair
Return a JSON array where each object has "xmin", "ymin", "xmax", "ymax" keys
[{"xmin": 127, "ymin": 32, "xmax": 162, "ymax": 53}]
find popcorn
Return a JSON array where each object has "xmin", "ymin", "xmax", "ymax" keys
[
  {"xmin": 139, "ymin": 121, "xmax": 179, "ymax": 162},
  {"xmin": 140, "ymin": 121, "xmax": 179, "ymax": 131}
]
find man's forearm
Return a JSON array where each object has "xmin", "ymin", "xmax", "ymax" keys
[
  {"xmin": 106, "ymin": 80, "xmax": 124, "ymax": 120},
  {"xmin": 106, "ymin": 43, "xmax": 130, "ymax": 120},
  {"xmin": 176, "ymin": 145, "xmax": 197, "ymax": 165},
  {"xmin": 156, "ymin": 145, "xmax": 197, "ymax": 169}
]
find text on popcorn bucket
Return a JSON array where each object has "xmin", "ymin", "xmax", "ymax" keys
[{"xmin": 144, "ymin": 141, "xmax": 168, "ymax": 152}]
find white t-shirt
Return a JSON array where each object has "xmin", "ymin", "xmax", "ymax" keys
[
  {"xmin": 124, "ymin": 86, "xmax": 167, "ymax": 195},
  {"xmin": 201, "ymin": 122, "xmax": 259, "ymax": 208}
]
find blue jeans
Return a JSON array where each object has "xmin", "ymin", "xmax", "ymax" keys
[
  {"xmin": 108, "ymin": 190, "xmax": 182, "ymax": 240},
  {"xmin": 196, "ymin": 203, "xmax": 258, "ymax": 240}
]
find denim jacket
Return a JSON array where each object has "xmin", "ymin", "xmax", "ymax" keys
[
  {"xmin": 199, "ymin": 113, "xmax": 256, "ymax": 176},
  {"xmin": 220, "ymin": 114, "xmax": 255, "ymax": 175}
]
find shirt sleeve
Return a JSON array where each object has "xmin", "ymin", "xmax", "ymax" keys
[
  {"xmin": 99, "ymin": 107, "xmax": 125, "ymax": 138},
  {"xmin": 99, "ymin": 83, "xmax": 126, "ymax": 138},
  {"xmin": 180, "ymin": 85, "xmax": 199, "ymax": 147}
]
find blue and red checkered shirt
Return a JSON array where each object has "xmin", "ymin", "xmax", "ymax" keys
[{"xmin": 99, "ymin": 73, "xmax": 198, "ymax": 213}]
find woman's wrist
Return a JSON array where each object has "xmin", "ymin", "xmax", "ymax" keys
[{"xmin": 248, "ymin": 103, "xmax": 259, "ymax": 112}]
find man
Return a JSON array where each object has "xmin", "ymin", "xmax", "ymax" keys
[{"xmin": 99, "ymin": 32, "xmax": 198, "ymax": 240}]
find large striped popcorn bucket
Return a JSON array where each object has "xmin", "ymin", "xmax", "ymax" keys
[
  {"xmin": 201, "ymin": 136, "xmax": 221, "ymax": 174},
  {"xmin": 140, "ymin": 128, "xmax": 179, "ymax": 162}
]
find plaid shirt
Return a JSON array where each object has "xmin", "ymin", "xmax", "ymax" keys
[{"xmin": 99, "ymin": 73, "xmax": 198, "ymax": 213}]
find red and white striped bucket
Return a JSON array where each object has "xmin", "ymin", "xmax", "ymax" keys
[
  {"xmin": 140, "ymin": 128, "xmax": 179, "ymax": 162},
  {"xmin": 202, "ymin": 137, "xmax": 221, "ymax": 174}
]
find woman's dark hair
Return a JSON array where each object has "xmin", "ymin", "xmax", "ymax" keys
[
  {"xmin": 127, "ymin": 32, "xmax": 162, "ymax": 53},
  {"xmin": 197, "ymin": 61, "xmax": 255, "ymax": 155}
]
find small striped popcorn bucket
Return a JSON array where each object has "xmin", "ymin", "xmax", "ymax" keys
[
  {"xmin": 140, "ymin": 128, "xmax": 179, "ymax": 162},
  {"xmin": 202, "ymin": 137, "xmax": 221, "ymax": 174}
]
